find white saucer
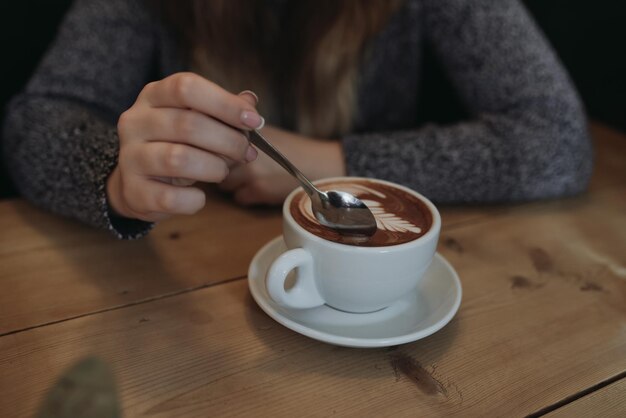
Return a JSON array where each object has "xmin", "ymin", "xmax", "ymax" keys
[{"xmin": 248, "ymin": 236, "xmax": 462, "ymax": 348}]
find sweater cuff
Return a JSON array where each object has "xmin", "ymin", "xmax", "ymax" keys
[{"xmin": 105, "ymin": 206, "xmax": 154, "ymax": 239}]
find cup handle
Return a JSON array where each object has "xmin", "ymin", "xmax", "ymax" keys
[{"xmin": 267, "ymin": 248, "xmax": 325, "ymax": 309}]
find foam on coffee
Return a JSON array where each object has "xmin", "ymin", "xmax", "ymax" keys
[{"xmin": 290, "ymin": 179, "xmax": 432, "ymax": 247}]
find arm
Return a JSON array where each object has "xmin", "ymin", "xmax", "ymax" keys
[
  {"xmin": 343, "ymin": 0, "xmax": 593, "ymax": 203},
  {"xmin": 219, "ymin": 124, "xmax": 346, "ymax": 205},
  {"xmin": 2, "ymin": 0, "xmax": 158, "ymax": 238}
]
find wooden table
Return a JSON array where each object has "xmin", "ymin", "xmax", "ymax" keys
[{"xmin": 1, "ymin": 123, "xmax": 625, "ymax": 417}]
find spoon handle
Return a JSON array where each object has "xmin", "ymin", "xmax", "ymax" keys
[{"xmin": 247, "ymin": 129, "xmax": 319, "ymax": 197}]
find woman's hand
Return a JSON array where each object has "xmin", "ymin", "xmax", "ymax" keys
[
  {"xmin": 219, "ymin": 125, "xmax": 346, "ymax": 205},
  {"xmin": 107, "ymin": 73, "xmax": 264, "ymax": 222}
]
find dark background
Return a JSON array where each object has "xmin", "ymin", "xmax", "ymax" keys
[{"xmin": 1, "ymin": 1, "xmax": 625, "ymax": 198}]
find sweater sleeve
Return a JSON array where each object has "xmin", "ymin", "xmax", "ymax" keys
[
  {"xmin": 2, "ymin": 0, "xmax": 157, "ymax": 238},
  {"xmin": 342, "ymin": 0, "xmax": 593, "ymax": 203}
]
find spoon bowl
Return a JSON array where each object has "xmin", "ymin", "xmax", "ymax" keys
[{"xmin": 312, "ymin": 190, "xmax": 377, "ymax": 236}]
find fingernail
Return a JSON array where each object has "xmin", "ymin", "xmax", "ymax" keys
[
  {"xmin": 241, "ymin": 111, "xmax": 264, "ymax": 129},
  {"xmin": 239, "ymin": 90, "xmax": 259, "ymax": 104},
  {"xmin": 245, "ymin": 145, "xmax": 258, "ymax": 162}
]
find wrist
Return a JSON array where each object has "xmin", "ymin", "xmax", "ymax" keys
[
  {"xmin": 322, "ymin": 141, "xmax": 347, "ymax": 178},
  {"xmin": 299, "ymin": 138, "xmax": 346, "ymax": 181},
  {"xmin": 106, "ymin": 167, "xmax": 131, "ymax": 219}
]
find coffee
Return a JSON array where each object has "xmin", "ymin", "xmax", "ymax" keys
[{"xmin": 289, "ymin": 179, "xmax": 432, "ymax": 247}]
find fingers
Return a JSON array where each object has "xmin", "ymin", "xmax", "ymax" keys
[
  {"xmin": 122, "ymin": 177, "xmax": 207, "ymax": 220},
  {"xmin": 140, "ymin": 73, "xmax": 264, "ymax": 130},
  {"xmin": 125, "ymin": 107, "xmax": 257, "ymax": 163},
  {"xmin": 126, "ymin": 141, "xmax": 231, "ymax": 184},
  {"xmin": 154, "ymin": 177, "xmax": 196, "ymax": 187},
  {"xmin": 111, "ymin": 74, "xmax": 268, "ymax": 223}
]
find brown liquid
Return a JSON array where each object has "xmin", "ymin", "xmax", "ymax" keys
[{"xmin": 290, "ymin": 179, "xmax": 432, "ymax": 247}]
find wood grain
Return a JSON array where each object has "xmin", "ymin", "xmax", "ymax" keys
[
  {"xmin": 589, "ymin": 122, "xmax": 626, "ymax": 190},
  {"xmin": 0, "ymin": 190, "xmax": 494, "ymax": 335},
  {"xmin": 1, "ymin": 184, "xmax": 625, "ymax": 417},
  {"xmin": 0, "ymin": 192, "xmax": 282, "ymax": 335},
  {"xmin": 1, "ymin": 122, "xmax": 624, "ymax": 416},
  {"xmin": 544, "ymin": 378, "xmax": 626, "ymax": 418}
]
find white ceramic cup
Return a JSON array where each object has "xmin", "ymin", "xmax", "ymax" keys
[{"xmin": 267, "ymin": 177, "xmax": 441, "ymax": 313}]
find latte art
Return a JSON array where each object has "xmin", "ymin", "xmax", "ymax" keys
[
  {"xmin": 296, "ymin": 185, "xmax": 422, "ymax": 234},
  {"xmin": 290, "ymin": 179, "xmax": 432, "ymax": 247},
  {"xmin": 361, "ymin": 200, "xmax": 422, "ymax": 234}
]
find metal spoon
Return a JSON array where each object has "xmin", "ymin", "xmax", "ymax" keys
[{"xmin": 247, "ymin": 129, "xmax": 377, "ymax": 236}]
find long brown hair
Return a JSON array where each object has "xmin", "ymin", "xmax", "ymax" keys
[{"xmin": 151, "ymin": 0, "xmax": 401, "ymax": 138}]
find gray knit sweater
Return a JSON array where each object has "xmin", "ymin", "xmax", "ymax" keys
[{"xmin": 2, "ymin": 0, "xmax": 592, "ymax": 239}]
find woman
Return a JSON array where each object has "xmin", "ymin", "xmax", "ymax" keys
[{"xmin": 2, "ymin": 0, "xmax": 592, "ymax": 239}]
